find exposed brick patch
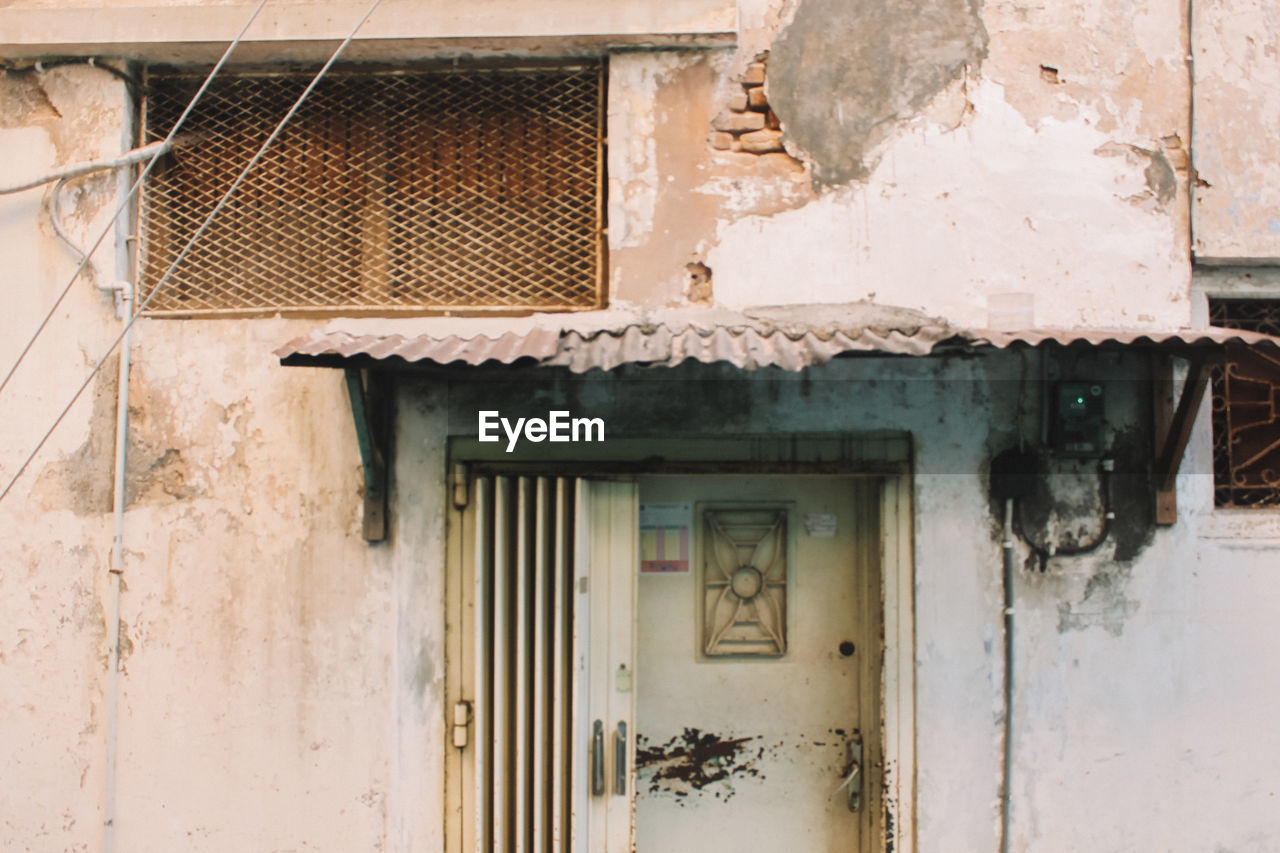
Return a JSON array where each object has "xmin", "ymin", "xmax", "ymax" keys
[
  {"xmin": 686, "ymin": 262, "xmax": 712, "ymax": 302},
  {"xmin": 739, "ymin": 129, "xmax": 784, "ymax": 154},
  {"xmin": 706, "ymin": 52, "xmax": 790, "ymax": 157},
  {"xmin": 712, "ymin": 111, "xmax": 766, "ymax": 133},
  {"xmin": 708, "ymin": 131, "xmax": 734, "ymax": 151}
]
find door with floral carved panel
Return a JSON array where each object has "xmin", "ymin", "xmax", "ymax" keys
[{"xmin": 634, "ymin": 475, "xmax": 883, "ymax": 853}]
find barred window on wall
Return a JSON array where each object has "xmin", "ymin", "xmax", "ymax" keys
[
  {"xmin": 139, "ymin": 63, "xmax": 606, "ymax": 317},
  {"xmin": 1209, "ymin": 299, "xmax": 1280, "ymax": 508}
]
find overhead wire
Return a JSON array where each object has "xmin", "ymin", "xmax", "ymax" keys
[
  {"xmin": 0, "ymin": 139, "xmax": 172, "ymax": 197},
  {"xmin": 0, "ymin": 0, "xmax": 388, "ymax": 504},
  {"xmin": 0, "ymin": 0, "xmax": 271, "ymax": 399}
]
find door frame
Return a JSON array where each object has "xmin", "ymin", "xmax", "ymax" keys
[{"xmin": 443, "ymin": 434, "xmax": 917, "ymax": 853}]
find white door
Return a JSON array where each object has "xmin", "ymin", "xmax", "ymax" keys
[
  {"xmin": 634, "ymin": 476, "xmax": 882, "ymax": 853},
  {"xmin": 447, "ymin": 476, "xmax": 637, "ymax": 853}
]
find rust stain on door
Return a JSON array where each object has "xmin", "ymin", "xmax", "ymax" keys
[{"xmin": 635, "ymin": 728, "xmax": 764, "ymax": 801}]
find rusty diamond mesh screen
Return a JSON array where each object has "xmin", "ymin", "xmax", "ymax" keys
[
  {"xmin": 1209, "ymin": 299, "xmax": 1280, "ymax": 507},
  {"xmin": 140, "ymin": 65, "xmax": 604, "ymax": 316}
]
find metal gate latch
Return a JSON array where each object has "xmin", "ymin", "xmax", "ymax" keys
[
  {"xmin": 592, "ymin": 720, "xmax": 606, "ymax": 796},
  {"xmin": 836, "ymin": 733, "xmax": 863, "ymax": 813},
  {"xmin": 452, "ymin": 701, "xmax": 471, "ymax": 749}
]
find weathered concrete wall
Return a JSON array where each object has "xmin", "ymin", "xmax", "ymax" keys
[
  {"xmin": 0, "ymin": 67, "xmax": 441, "ymax": 851},
  {"xmin": 1191, "ymin": 0, "xmax": 1280, "ymax": 260},
  {"xmin": 105, "ymin": 320, "xmax": 399, "ymax": 851},
  {"xmin": 608, "ymin": 0, "xmax": 1192, "ymax": 328},
  {"xmin": 0, "ymin": 64, "xmax": 125, "ymax": 853},
  {"xmin": 2, "ymin": 0, "xmax": 1278, "ymax": 850},
  {"xmin": 1002, "ymin": 380, "xmax": 1280, "ymax": 852}
]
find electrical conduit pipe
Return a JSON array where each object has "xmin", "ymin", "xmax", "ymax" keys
[{"xmin": 103, "ymin": 72, "xmax": 139, "ymax": 853}]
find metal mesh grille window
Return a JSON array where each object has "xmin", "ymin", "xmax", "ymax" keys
[
  {"xmin": 140, "ymin": 64, "xmax": 605, "ymax": 316},
  {"xmin": 1209, "ymin": 298, "xmax": 1280, "ymax": 507}
]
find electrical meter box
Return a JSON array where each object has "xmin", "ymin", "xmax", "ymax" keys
[{"xmin": 1051, "ymin": 382, "xmax": 1105, "ymax": 455}]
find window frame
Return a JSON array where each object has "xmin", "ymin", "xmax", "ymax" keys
[
  {"xmin": 1194, "ymin": 267, "xmax": 1280, "ymax": 510},
  {"xmin": 136, "ymin": 58, "xmax": 608, "ymax": 318}
]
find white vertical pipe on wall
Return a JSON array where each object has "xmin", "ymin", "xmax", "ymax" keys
[
  {"xmin": 103, "ymin": 66, "xmax": 139, "ymax": 853},
  {"xmin": 1187, "ymin": 0, "xmax": 1197, "ymax": 250},
  {"xmin": 1000, "ymin": 498, "xmax": 1016, "ymax": 853}
]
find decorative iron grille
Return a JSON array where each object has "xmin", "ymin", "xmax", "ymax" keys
[
  {"xmin": 140, "ymin": 64, "xmax": 605, "ymax": 316},
  {"xmin": 1209, "ymin": 299, "xmax": 1280, "ymax": 507}
]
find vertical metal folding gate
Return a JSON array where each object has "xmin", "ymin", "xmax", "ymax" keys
[
  {"xmin": 470, "ymin": 476, "xmax": 578, "ymax": 853},
  {"xmin": 452, "ymin": 474, "xmax": 633, "ymax": 853}
]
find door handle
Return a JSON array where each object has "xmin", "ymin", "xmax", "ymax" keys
[
  {"xmin": 840, "ymin": 733, "xmax": 863, "ymax": 813},
  {"xmin": 615, "ymin": 721, "xmax": 627, "ymax": 795},
  {"xmin": 592, "ymin": 720, "xmax": 605, "ymax": 796}
]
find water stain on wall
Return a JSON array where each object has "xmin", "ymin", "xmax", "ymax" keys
[
  {"xmin": 31, "ymin": 357, "xmax": 118, "ymax": 515},
  {"xmin": 1056, "ymin": 563, "xmax": 1140, "ymax": 637}
]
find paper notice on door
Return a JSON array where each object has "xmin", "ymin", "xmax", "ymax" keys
[
  {"xmin": 804, "ymin": 512, "xmax": 837, "ymax": 537},
  {"xmin": 639, "ymin": 502, "xmax": 691, "ymax": 573}
]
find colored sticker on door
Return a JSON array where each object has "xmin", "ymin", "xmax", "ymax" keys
[{"xmin": 639, "ymin": 502, "xmax": 691, "ymax": 573}]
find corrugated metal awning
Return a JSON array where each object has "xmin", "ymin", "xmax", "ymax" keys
[
  {"xmin": 283, "ymin": 327, "xmax": 564, "ymax": 367},
  {"xmin": 952, "ymin": 327, "xmax": 1280, "ymax": 350},
  {"xmin": 275, "ymin": 306, "xmax": 1280, "ymax": 373}
]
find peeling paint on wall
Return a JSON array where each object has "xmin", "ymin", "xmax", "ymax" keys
[
  {"xmin": 609, "ymin": 50, "xmax": 815, "ymax": 307},
  {"xmin": 0, "ymin": 73, "xmax": 63, "ymax": 127},
  {"xmin": 1095, "ymin": 141, "xmax": 1177, "ymax": 208},
  {"xmin": 767, "ymin": 0, "xmax": 989, "ymax": 184},
  {"xmin": 607, "ymin": 54, "xmax": 668, "ymax": 252},
  {"xmin": 707, "ymin": 77, "xmax": 1190, "ymax": 329}
]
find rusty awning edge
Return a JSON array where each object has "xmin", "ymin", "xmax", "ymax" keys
[
  {"xmin": 277, "ymin": 326, "xmax": 563, "ymax": 367},
  {"xmin": 953, "ymin": 327, "xmax": 1280, "ymax": 350},
  {"xmin": 276, "ymin": 311, "xmax": 1280, "ymax": 374}
]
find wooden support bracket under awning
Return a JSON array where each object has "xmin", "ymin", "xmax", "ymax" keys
[
  {"xmin": 344, "ymin": 367, "xmax": 392, "ymax": 543},
  {"xmin": 1152, "ymin": 352, "xmax": 1223, "ymax": 526}
]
